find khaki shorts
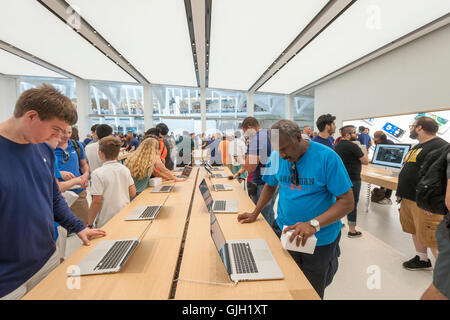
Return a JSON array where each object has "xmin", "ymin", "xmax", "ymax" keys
[
  {"xmin": 399, "ymin": 199, "xmax": 444, "ymax": 248},
  {"xmin": 70, "ymin": 189, "xmax": 89, "ymax": 225}
]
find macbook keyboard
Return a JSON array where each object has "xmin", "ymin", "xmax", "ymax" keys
[
  {"xmin": 94, "ymin": 240, "xmax": 137, "ymax": 271},
  {"xmin": 139, "ymin": 206, "xmax": 160, "ymax": 219},
  {"xmin": 160, "ymin": 186, "xmax": 171, "ymax": 192},
  {"xmin": 213, "ymin": 200, "xmax": 226, "ymax": 211},
  {"xmin": 231, "ymin": 243, "xmax": 258, "ymax": 274},
  {"xmin": 215, "ymin": 184, "xmax": 225, "ymax": 191}
]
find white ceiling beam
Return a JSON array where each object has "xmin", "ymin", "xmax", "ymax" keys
[
  {"xmin": 249, "ymin": 0, "xmax": 355, "ymax": 93},
  {"xmin": 38, "ymin": 0, "xmax": 149, "ymax": 84},
  {"xmin": 292, "ymin": 13, "xmax": 450, "ymax": 95},
  {"xmin": 0, "ymin": 40, "xmax": 75, "ymax": 78},
  {"xmin": 190, "ymin": 0, "xmax": 207, "ymax": 89}
]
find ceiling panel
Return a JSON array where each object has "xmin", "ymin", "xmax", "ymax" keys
[
  {"xmin": 0, "ymin": 0, "xmax": 135, "ymax": 82},
  {"xmin": 0, "ymin": 49, "xmax": 65, "ymax": 78},
  {"xmin": 67, "ymin": 0, "xmax": 197, "ymax": 87},
  {"xmin": 208, "ymin": 0, "xmax": 329, "ymax": 91},
  {"xmin": 260, "ymin": 0, "xmax": 450, "ymax": 94}
]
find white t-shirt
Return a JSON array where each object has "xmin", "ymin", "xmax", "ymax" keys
[
  {"xmin": 85, "ymin": 141, "xmax": 103, "ymax": 173},
  {"xmin": 90, "ymin": 161, "xmax": 134, "ymax": 228},
  {"xmin": 228, "ymin": 138, "xmax": 246, "ymax": 166}
]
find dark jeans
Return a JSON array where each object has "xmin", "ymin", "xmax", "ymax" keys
[
  {"xmin": 250, "ymin": 183, "xmax": 277, "ymax": 228},
  {"xmin": 272, "ymin": 222, "xmax": 341, "ymax": 299},
  {"xmin": 348, "ymin": 180, "xmax": 361, "ymax": 227}
]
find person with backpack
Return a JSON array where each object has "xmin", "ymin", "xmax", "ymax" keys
[
  {"xmin": 55, "ymin": 125, "xmax": 90, "ymax": 225},
  {"xmin": 156, "ymin": 123, "xmax": 175, "ymax": 170},
  {"xmin": 397, "ymin": 116, "xmax": 448, "ymax": 271},
  {"xmin": 418, "ymin": 146, "xmax": 450, "ymax": 300}
]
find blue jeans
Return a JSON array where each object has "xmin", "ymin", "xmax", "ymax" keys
[
  {"xmin": 250, "ymin": 183, "xmax": 277, "ymax": 227},
  {"xmin": 347, "ymin": 180, "xmax": 361, "ymax": 227},
  {"xmin": 272, "ymin": 222, "xmax": 341, "ymax": 299}
]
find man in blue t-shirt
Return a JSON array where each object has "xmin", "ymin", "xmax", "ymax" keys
[
  {"xmin": 238, "ymin": 120, "xmax": 354, "ymax": 299},
  {"xmin": 55, "ymin": 125, "xmax": 90, "ymax": 225},
  {"xmin": 0, "ymin": 85, "xmax": 106, "ymax": 299},
  {"xmin": 234, "ymin": 117, "xmax": 277, "ymax": 227},
  {"xmin": 357, "ymin": 126, "xmax": 372, "ymax": 152},
  {"xmin": 313, "ymin": 113, "xmax": 336, "ymax": 150}
]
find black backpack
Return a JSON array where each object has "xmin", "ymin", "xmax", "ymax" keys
[{"xmin": 416, "ymin": 144, "xmax": 450, "ymax": 215}]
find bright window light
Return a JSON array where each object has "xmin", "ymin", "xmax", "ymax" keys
[
  {"xmin": 0, "ymin": 0, "xmax": 136, "ymax": 82},
  {"xmin": 260, "ymin": 0, "xmax": 450, "ymax": 94},
  {"xmin": 208, "ymin": 0, "xmax": 328, "ymax": 91},
  {"xmin": 0, "ymin": 49, "xmax": 65, "ymax": 78},
  {"xmin": 67, "ymin": 0, "xmax": 197, "ymax": 87}
]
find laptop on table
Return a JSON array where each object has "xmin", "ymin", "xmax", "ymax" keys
[
  {"xmin": 209, "ymin": 211, "xmax": 284, "ymax": 282},
  {"xmin": 204, "ymin": 166, "xmax": 228, "ymax": 178},
  {"xmin": 74, "ymin": 220, "xmax": 153, "ymax": 276},
  {"xmin": 151, "ymin": 184, "xmax": 174, "ymax": 193},
  {"xmin": 125, "ymin": 205, "xmax": 162, "ymax": 221},
  {"xmin": 199, "ymin": 178, "xmax": 237, "ymax": 213},
  {"xmin": 204, "ymin": 161, "xmax": 224, "ymax": 171},
  {"xmin": 207, "ymin": 173, "xmax": 232, "ymax": 191},
  {"xmin": 175, "ymin": 165, "xmax": 193, "ymax": 179}
]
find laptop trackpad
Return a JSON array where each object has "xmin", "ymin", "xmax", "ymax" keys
[{"xmin": 253, "ymin": 248, "xmax": 273, "ymax": 261}]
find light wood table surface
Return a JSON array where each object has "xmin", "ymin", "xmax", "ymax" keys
[
  {"xmin": 174, "ymin": 167, "xmax": 320, "ymax": 300},
  {"xmin": 23, "ymin": 168, "xmax": 199, "ymax": 300},
  {"xmin": 361, "ymin": 165, "xmax": 399, "ymax": 212}
]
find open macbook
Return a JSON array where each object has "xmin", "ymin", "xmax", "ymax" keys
[
  {"xmin": 199, "ymin": 178, "xmax": 237, "ymax": 213},
  {"xmin": 204, "ymin": 162, "xmax": 224, "ymax": 171},
  {"xmin": 175, "ymin": 165, "xmax": 192, "ymax": 179},
  {"xmin": 125, "ymin": 205, "xmax": 162, "ymax": 221},
  {"xmin": 151, "ymin": 184, "xmax": 174, "ymax": 193},
  {"xmin": 204, "ymin": 166, "xmax": 228, "ymax": 178},
  {"xmin": 210, "ymin": 211, "xmax": 284, "ymax": 282},
  {"xmin": 207, "ymin": 173, "xmax": 232, "ymax": 191},
  {"xmin": 73, "ymin": 220, "xmax": 153, "ymax": 276}
]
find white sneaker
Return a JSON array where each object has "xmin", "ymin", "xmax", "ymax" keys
[{"xmin": 377, "ymin": 198, "xmax": 392, "ymax": 205}]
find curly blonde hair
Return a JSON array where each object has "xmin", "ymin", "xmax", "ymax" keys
[{"xmin": 125, "ymin": 137, "xmax": 159, "ymax": 180}]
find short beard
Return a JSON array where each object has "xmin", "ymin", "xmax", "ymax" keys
[{"xmin": 409, "ymin": 130, "xmax": 418, "ymax": 140}]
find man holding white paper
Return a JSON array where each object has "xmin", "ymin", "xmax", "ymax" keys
[{"xmin": 238, "ymin": 120, "xmax": 354, "ymax": 299}]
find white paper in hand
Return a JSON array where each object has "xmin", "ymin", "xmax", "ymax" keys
[
  {"xmin": 63, "ymin": 191, "xmax": 79, "ymax": 207},
  {"xmin": 281, "ymin": 226, "xmax": 317, "ymax": 254}
]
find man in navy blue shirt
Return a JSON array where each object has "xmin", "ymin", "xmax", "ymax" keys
[
  {"xmin": 357, "ymin": 126, "xmax": 372, "ymax": 152},
  {"xmin": 234, "ymin": 117, "xmax": 277, "ymax": 227},
  {"xmin": 238, "ymin": 120, "xmax": 354, "ymax": 299},
  {"xmin": 0, "ymin": 85, "xmax": 106, "ymax": 299},
  {"xmin": 313, "ymin": 114, "xmax": 336, "ymax": 150}
]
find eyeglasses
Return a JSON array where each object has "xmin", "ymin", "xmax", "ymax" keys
[
  {"xmin": 290, "ymin": 162, "xmax": 298, "ymax": 186},
  {"xmin": 409, "ymin": 124, "xmax": 417, "ymax": 129},
  {"xmin": 62, "ymin": 150, "xmax": 70, "ymax": 163}
]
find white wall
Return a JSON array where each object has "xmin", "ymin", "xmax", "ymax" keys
[
  {"xmin": 0, "ymin": 75, "xmax": 18, "ymax": 122},
  {"xmin": 314, "ymin": 24, "xmax": 450, "ymax": 133}
]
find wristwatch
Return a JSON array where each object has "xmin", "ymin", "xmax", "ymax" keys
[
  {"xmin": 87, "ymin": 224, "xmax": 93, "ymax": 229},
  {"xmin": 309, "ymin": 219, "xmax": 320, "ymax": 232}
]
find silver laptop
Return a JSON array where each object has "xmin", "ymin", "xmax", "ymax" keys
[
  {"xmin": 210, "ymin": 211, "xmax": 284, "ymax": 282},
  {"xmin": 151, "ymin": 184, "xmax": 174, "ymax": 193},
  {"xmin": 175, "ymin": 165, "xmax": 193, "ymax": 179},
  {"xmin": 74, "ymin": 221, "xmax": 153, "ymax": 276},
  {"xmin": 204, "ymin": 166, "xmax": 228, "ymax": 178},
  {"xmin": 199, "ymin": 178, "xmax": 237, "ymax": 213},
  {"xmin": 207, "ymin": 173, "xmax": 232, "ymax": 191},
  {"xmin": 125, "ymin": 205, "xmax": 162, "ymax": 221},
  {"xmin": 205, "ymin": 162, "xmax": 224, "ymax": 171}
]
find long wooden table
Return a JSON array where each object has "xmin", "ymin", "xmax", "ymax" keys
[
  {"xmin": 361, "ymin": 165, "xmax": 398, "ymax": 212},
  {"xmin": 174, "ymin": 167, "xmax": 319, "ymax": 300},
  {"xmin": 23, "ymin": 165, "xmax": 319, "ymax": 300},
  {"xmin": 23, "ymin": 168, "xmax": 199, "ymax": 300}
]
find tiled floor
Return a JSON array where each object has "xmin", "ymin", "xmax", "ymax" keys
[{"xmin": 65, "ymin": 182, "xmax": 435, "ymax": 300}]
